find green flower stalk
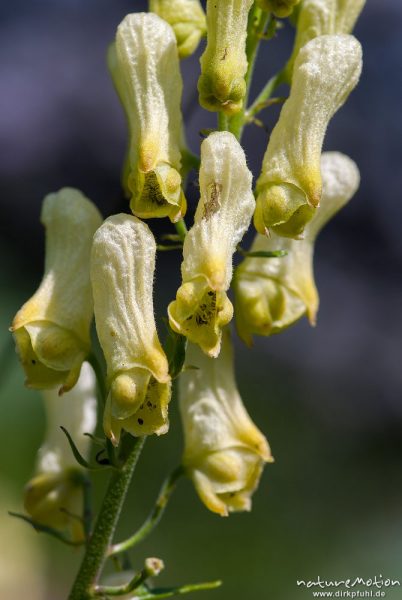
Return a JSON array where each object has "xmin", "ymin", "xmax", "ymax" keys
[
  {"xmin": 168, "ymin": 131, "xmax": 254, "ymax": 357},
  {"xmin": 24, "ymin": 362, "xmax": 97, "ymax": 541},
  {"xmin": 180, "ymin": 332, "xmax": 272, "ymax": 516},
  {"xmin": 285, "ymin": 0, "xmax": 366, "ymax": 81},
  {"xmin": 198, "ymin": 0, "xmax": 254, "ymax": 115},
  {"xmin": 254, "ymin": 34, "xmax": 362, "ymax": 239},
  {"xmin": 91, "ymin": 214, "xmax": 171, "ymax": 445},
  {"xmin": 235, "ymin": 152, "xmax": 360, "ymax": 344},
  {"xmin": 149, "ymin": 0, "xmax": 207, "ymax": 58},
  {"xmin": 112, "ymin": 13, "xmax": 186, "ymax": 223},
  {"xmin": 10, "ymin": 188, "xmax": 102, "ymax": 394}
]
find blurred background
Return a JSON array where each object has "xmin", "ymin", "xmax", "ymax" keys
[{"xmin": 1, "ymin": 1, "xmax": 402, "ymax": 598}]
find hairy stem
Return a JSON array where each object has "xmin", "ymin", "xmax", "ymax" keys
[{"xmin": 68, "ymin": 436, "xmax": 146, "ymax": 600}]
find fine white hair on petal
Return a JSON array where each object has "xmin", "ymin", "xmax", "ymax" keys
[
  {"xmin": 236, "ymin": 152, "xmax": 360, "ymax": 343},
  {"xmin": 286, "ymin": 0, "xmax": 366, "ymax": 79},
  {"xmin": 91, "ymin": 214, "xmax": 168, "ymax": 383},
  {"xmin": 255, "ymin": 34, "xmax": 362, "ymax": 236},
  {"xmin": 182, "ymin": 131, "xmax": 255, "ymax": 289}
]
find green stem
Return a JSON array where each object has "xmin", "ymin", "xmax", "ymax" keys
[
  {"xmin": 174, "ymin": 219, "xmax": 188, "ymax": 242},
  {"xmin": 68, "ymin": 436, "xmax": 146, "ymax": 600},
  {"xmin": 217, "ymin": 111, "xmax": 228, "ymax": 132},
  {"xmin": 246, "ymin": 70, "xmax": 286, "ymax": 119},
  {"xmin": 92, "ymin": 569, "xmax": 149, "ymax": 597},
  {"xmin": 109, "ymin": 467, "xmax": 183, "ymax": 557},
  {"xmin": 228, "ymin": 7, "xmax": 270, "ymax": 140},
  {"xmin": 139, "ymin": 580, "xmax": 222, "ymax": 599}
]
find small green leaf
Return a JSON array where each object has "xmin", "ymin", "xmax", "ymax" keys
[
  {"xmin": 8, "ymin": 512, "xmax": 84, "ymax": 547},
  {"xmin": 60, "ymin": 426, "xmax": 92, "ymax": 469},
  {"xmin": 160, "ymin": 234, "xmax": 183, "ymax": 243},
  {"xmin": 237, "ymin": 245, "xmax": 287, "ymax": 259},
  {"xmin": 61, "ymin": 427, "xmax": 112, "ymax": 471},
  {"xmin": 157, "ymin": 244, "xmax": 184, "ymax": 252}
]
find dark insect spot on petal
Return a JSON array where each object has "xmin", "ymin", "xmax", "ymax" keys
[{"xmin": 137, "ymin": 418, "xmax": 144, "ymax": 425}]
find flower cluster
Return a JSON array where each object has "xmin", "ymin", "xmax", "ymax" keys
[{"xmin": 12, "ymin": 0, "xmax": 365, "ymax": 542}]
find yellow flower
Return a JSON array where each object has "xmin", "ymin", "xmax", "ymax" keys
[
  {"xmin": 149, "ymin": 0, "xmax": 206, "ymax": 58},
  {"xmin": 180, "ymin": 331, "xmax": 272, "ymax": 516},
  {"xmin": 110, "ymin": 13, "xmax": 186, "ymax": 223},
  {"xmin": 91, "ymin": 214, "xmax": 171, "ymax": 445},
  {"xmin": 198, "ymin": 0, "xmax": 254, "ymax": 115},
  {"xmin": 24, "ymin": 362, "xmax": 97, "ymax": 542},
  {"xmin": 254, "ymin": 34, "xmax": 362, "ymax": 239},
  {"xmin": 236, "ymin": 152, "xmax": 360, "ymax": 344},
  {"xmin": 10, "ymin": 188, "xmax": 102, "ymax": 394},
  {"xmin": 285, "ymin": 0, "xmax": 366, "ymax": 80},
  {"xmin": 256, "ymin": 0, "xmax": 301, "ymax": 18},
  {"xmin": 168, "ymin": 132, "xmax": 254, "ymax": 357}
]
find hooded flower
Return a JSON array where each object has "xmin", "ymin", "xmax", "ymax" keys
[
  {"xmin": 284, "ymin": 0, "xmax": 366, "ymax": 81},
  {"xmin": 256, "ymin": 0, "xmax": 301, "ymax": 18},
  {"xmin": 254, "ymin": 34, "xmax": 362, "ymax": 239},
  {"xmin": 149, "ymin": 0, "xmax": 207, "ymax": 59},
  {"xmin": 168, "ymin": 131, "xmax": 254, "ymax": 357},
  {"xmin": 198, "ymin": 0, "xmax": 254, "ymax": 115},
  {"xmin": 236, "ymin": 152, "xmax": 360, "ymax": 344},
  {"xmin": 111, "ymin": 13, "xmax": 186, "ymax": 222},
  {"xmin": 24, "ymin": 362, "xmax": 97, "ymax": 542},
  {"xmin": 180, "ymin": 331, "xmax": 272, "ymax": 516},
  {"xmin": 10, "ymin": 188, "xmax": 102, "ymax": 394},
  {"xmin": 91, "ymin": 214, "xmax": 171, "ymax": 445}
]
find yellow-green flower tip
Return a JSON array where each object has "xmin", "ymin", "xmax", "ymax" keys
[{"xmin": 10, "ymin": 188, "xmax": 102, "ymax": 393}]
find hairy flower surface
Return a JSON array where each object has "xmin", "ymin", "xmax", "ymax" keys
[
  {"xmin": 168, "ymin": 131, "xmax": 254, "ymax": 357},
  {"xmin": 112, "ymin": 13, "xmax": 186, "ymax": 222},
  {"xmin": 149, "ymin": 0, "xmax": 206, "ymax": 58},
  {"xmin": 24, "ymin": 362, "xmax": 97, "ymax": 541},
  {"xmin": 236, "ymin": 152, "xmax": 360, "ymax": 344},
  {"xmin": 285, "ymin": 0, "xmax": 366, "ymax": 80},
  {"xmin": 91, "ymin": 214, "xmax": 171, "ymax": 445},
  {"xmin": 180, "ymin": 332, "xmax": 272, "ymax": 516},
  {"xmin": 256, "ymin": 0, "xmax": 300, "ymax": 18},
  {"xmin": 254, "ymin": 34, "xmax": 362, "ymax": 239},
  {"xmin": 10, "ymin": 188, "xmax": 102, "ymax": 394},
  {"xmin": 198, "ymin": 0, "xmax": 253, "ymax": 115}
]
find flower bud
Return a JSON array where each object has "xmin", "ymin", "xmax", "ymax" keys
[
  {"xmin": 24, "ymin": 362, "xmax": 97, "ymax": 541},
  {"xmin": 254, "ymin": 34, "xmax": 362, "ymax": 239},
  {"xmin": 285, "ymin": 0, "xmax": 366, "ymax": 81},
  {"xmin": 111, "ymin": 13, "xmax": 186, "ymax": 223},
  {"xmin": 256, "ymin": 0, "xmax": 301, "ymax": 18},
  {"xmin": 236, "ymin": 152, "xmax": 360, "ymax": 344},
  {"xmin": 149, "ymin": 0, "xmax": 207, "ymax": 59},
  {"xmin": 91, "ymin": 214, "xmax": 171, "ymax": 445},
  {"xmin": 168, "ymin": 132, "xmax": 254, "ymax": 357},
  {"xmin": 10, "ymin": 188, "xmax": 102, "ymax": 394},
  {"xmin": 198, "ymin": 0, "xmax": 254, "ymax": 115},
  {"xmin": 180, "ymin": 332, "xmax": 272, "ymax": 516}
]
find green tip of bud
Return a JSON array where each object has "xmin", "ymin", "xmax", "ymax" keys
[{"xmin": 198, "ymin": 72, "xmax": 246, "ymax": 115}]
